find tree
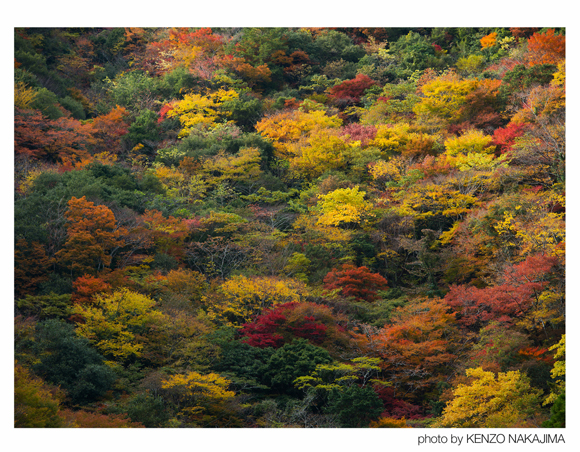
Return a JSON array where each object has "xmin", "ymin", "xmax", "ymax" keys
[
  {"xmin": 55, "ymin": 196, "xmax": 125, "ymax": 276},
  {"xmin": 82, "ymin": 106, "xmax": 129, "ymax": 155},
  {"xmin": 442, "ymin": 129, "xmax": 507, "ymax": 171},
  {"xmin": 323, "ymin": 264, "xmax": 388, "ymax": 302},
  {"xmin": 436, "ymin": 367, "xmax": 542, "ymax": 428},
  {"xmin": 60, "ymin": 409, "xmax": 144, "ymax": 428},
  {"xmin": 15, "ymin": 361, "xmax": 64, "ymax": 428},
  {"xmin": 543, "ymin": 391, "xmax": 565, "ymax": 428},
  {"xmin": 14, "ymin": 239, "xmax": 50, "ymax": 298},
  {"xmin": 544, "ymin": 334, "xmax": 565, "ymax": 406},
  {"xmin": 444, "ymin": 254, "xmax": 558, "ymax": 329},
  {"xmin": 327, "ymin": 73, "xmax": 377, "ymax": 105},
  {"xmin": 73, "ymin": 289, "xmax": 166, "ymax": 362},
  {"xmin": 356, "ymin": 297, "xmax": 467, "ymax": 401},
  {"xmin": 255, "ymin": 109, "xmax": 342, "ymax": 160},
  {"xmin": 201, "ymin": 147, "xmax": 263, "ymax": 189},
  {"xmin": 526, "ymin": 29, "xmax": 565, "ymax": 67},
  {"xmin": 372, "ymin": 385, "xmax": 425, "ymax": 419},
  {"xmin": 393, "ymin": 183, "xmax": 478, "ymax": 228},
  {"xmin": 15, "ymin": 293, "xmax": 72, "ymax": 320},
  {"xmin": 71, "ymin": 274, "xmax": 112, "ymax": 305},
  {"xmin": 126, "ymin": 392, "xmax": 170, "ymax": 427},
  {"xmin": 369, "ymin": 417, "xmax": 411, "ymax": 428},
  {"xmin": 325, "ymin": 385, "xmax": 384, "ymax": 427},
  {"xmin": 31, "ymin": 319, "xmax": 116, "ymax": 404},
  {"xmin": 164, "ymin": 88, "xmax": 239, "ymax": 137},
  {"xmin": 288, "ymin": 128, "xmax": 349, "ymax": 178},
  {"xmin": 370, "ymin": 122, "xmax": 437, "ymax": 157},
  {"xmin": 316, "ymin": 186, "xmax": 373, "ymax": 227},
  {"xmin": 160, "ymin": 371, "xmax": 236, "ymax": 425},
  {"xmin": 14, "ymin": 82, "xmax": 38, "ymax": 109},
  {"xmin": 491, "ymin": 122, "xmax": 526, "ymax": 155},
  {"xmin": 160, "ymin": 268, "xmax": 208, "ymax": 306},
  {"xmin": 240, "ymin": 302, "xmax": 350, "ymax": 353},
  {"xmin": 144, "ymin": 27, "xmax": 225, "ymax": 77},
  {"xmin": 139, "ymin": 209, "xmax": 189, "ymax": 262},
  {"xmin": 262, "ymin": 338, "xmax": 333, "ymax": 393},
  {"xmin": 413, "ymin": 74, "xmax": 479, "ymax": 126},
  {"xmin": 480, "ymin": 32, "xmax": 497, "ymax": 49},
  {"xmin": 207, "ymin": 275, "xmax": 309, "ymax": 328},
  {"xmin": 294, "ymin": 357, "xmax": 383, "ymax": 393},
  {"xmin": 144, "ymin": 308, "xmax": 220, "ymax": 369},
  {"xmin": 14, "ymin": 107, "xmax": 90, "ymax": 165}
]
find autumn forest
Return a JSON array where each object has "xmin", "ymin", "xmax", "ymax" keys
[{"xmin": 14, "ymin": 27, "xmax": 565, "ymax": 428}]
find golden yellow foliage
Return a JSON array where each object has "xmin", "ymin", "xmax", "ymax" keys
[
  {"xmin": 161, "ymin": 371, "xmax": 235, "ymax": 419},
  {"xmin": 544, "ymin": 334, "xmax": 565, "ymax": 405},
  {"xmin": 202, "ymin": 147, "xmax": 262, "ymax": 186},
  {"xmin": 413, "ymin": 76, "xmax": 479, "ymax": 124},
  {"xmin": 18, "ymin": 168, "xmax": 45, "ymax": 195},
  {"xmin": 369, "ymin": 417, "xmax": 411, "ymax": 428},
  {"xmin": 208, "ymin": 275, "xmax": 309, "ymax": 327},
  {"xmin": 316, "ymin": 186, "xmax": 373, "ymax": 227},
  {"xmin": 552, "ymin": 62, "xmax": 565, "ymax": 88},
  {"xmin": 73, "ymin": 289, "xmax": 166, "ymax": 361},
  {"xmin": 444, "ymin": 129, "xmax": 495, "ymax": 157},
  {"xmin": 436, "ymin": 367, "xmax": 542, "ymax": 428},
  {"xmin": 167, "ymin": 88, "xmax": 239, "ymax": 137},
  {"xmin": 369, "ymin": 157, "xmax": 408, "ymax": 183},
  {"xmin": 256, "ymin": 109, "xmax": 342, "ymax": 159},
  {"xmin": 162, "ymin": 371, "xmax": 235, "ymax": 400},
  {"xmin": 14, "ymin": 82, "xmax": 38, "ymax": 109},
  {"xmin": 393, "ymin": 184, "xmax": 478, "ymax": 220}
]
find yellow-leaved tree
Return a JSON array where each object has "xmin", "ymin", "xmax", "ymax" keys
[
  {"xmin": 161, "ymin": 371, "xmax": 235, "ymax": 423},
  {"xmin": 393, "ymin": 183, "xmax": 478, "ymax": 221},
  {"xmin": 207, "ymin": 275, "xmax": 309, "ymax": 327},
  {"xmin": 73, "ymin": 289, "xmax": 166, "ymax": 363},
  {"xmin": 316, "ymin": 186, "xmax": 373, "ymax": 228},
  {"xmin": 413, "ymin": 74, "xmax": 479, "ymax": 128},
  {"xmin": 166, "ymin": 88, "xmax": 239, "ymax": 137},
  {"xmin": 436, "ymin": 367, "xmax": 542, "ymax": 428},
  {"xmin": 443, "ymin": 129, "xmax": 508, "ymax": 171},
  {"xmin": 288, "ymin": 129, "xmax": 349, "ymax": 178},
  {"xmin": 255, "ymin": 109, "xmax": 342, "ymax": 159},
  {"xmin": 544, "ymin": 334, "xmax": 565, "ymax": 405},
  {"xmin": 201, "ymin": 147, "xmax": 263, "ymax": 188}
]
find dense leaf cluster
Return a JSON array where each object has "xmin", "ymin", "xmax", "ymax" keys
[{"xmin": 14, "ymin": 27, "xmax": 565, "ymax": 428}]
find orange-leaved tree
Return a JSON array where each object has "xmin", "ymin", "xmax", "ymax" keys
[
  {"xmin": 526, "ymin": 29, "xmax": 565, "ymax": 67},
  {"xmin": 355, "ymin": 297, "xmax": 469, "ymax": 401},
  {"xmin": 55, "ymin": 196, "xmax": 125, "ymax": 276}
]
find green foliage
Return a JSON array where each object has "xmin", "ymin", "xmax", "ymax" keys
[
  {"xmin": 59, "ymin": 96, "xmax": 86, "ymax": 119},
  {"xmin": 32, "ymin": 319, "xmax": 116, "ymax": 404},
  {"xmin": 325, "ymin": 386, "xmax": 384, "ymax": 427},
  {"xmin": 214, "ymin": 339, "xmax": 274, "ymax": 388},
  {"xmin": 106, "ymin": 71, "xmax": 158, "ymax": 112},
  {"xmin": 262, "ymin": 339, "xmax": 332, "ymax": 393},
  {"xmin": 313, "ymin": 30, "xmax": 356, "ymax": 64},
  {"xmin": 127, "ymin": 109, "xmax": 160, "ymax": 144},
  {"xmin": 127, "ymin": 392, "xmax": 170, "ymax": 427},
  {"xmin": 158, "ymin": 67, "xmax": 199, "ymax": 98},
  {"xmin": 221, "ymin": 93, "xmax": 264, "ymax": 132},
  {"xmin": 32, "ymin": 88, "xmax": 63, "ymax": 119},
  {"xmin": 15, "ymin": 293, "xmax": 72, "ymax": 320},
  {"xmin": 389, "ymin": 32, "xmax": 447, "ymax": 79},
  {"xmin": 542, "ymin": 391, "xmax": 565, "ymax": 428}
]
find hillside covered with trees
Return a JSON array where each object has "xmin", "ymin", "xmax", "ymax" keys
[{"xmin": 14, "ymin": 27, "xmax": 565, "ymax": 428}]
